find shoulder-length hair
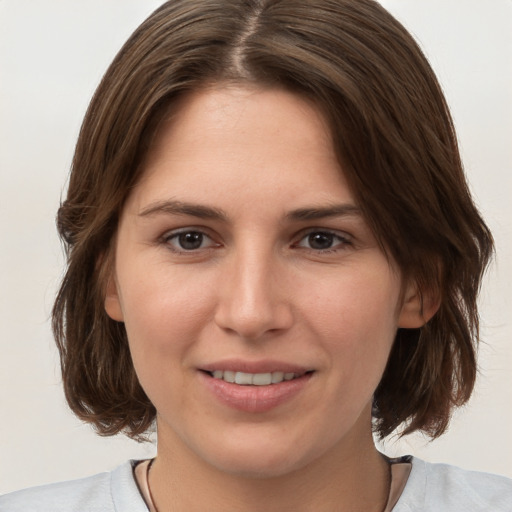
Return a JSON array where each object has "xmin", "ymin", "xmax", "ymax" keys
[{"xmin": 53, "ymin": 0, "xmax": 493, "ymax": 440}]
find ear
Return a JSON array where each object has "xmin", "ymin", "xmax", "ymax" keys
[
  {"xmin": 398, "ymin": 281, "xmax": 440, "ymax": 328},
  {"xmin": 104, "ymin": 273, "xmax": 124, "ymax": 322}
]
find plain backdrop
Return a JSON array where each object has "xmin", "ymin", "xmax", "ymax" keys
[{"xmin": 1, "ymin": 0, "xmax": 511, "ymax": 495}]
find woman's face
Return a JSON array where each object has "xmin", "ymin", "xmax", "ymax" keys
[{"xmin": 105, "ymin": 86, "xmax": 421, "ymax": 477}]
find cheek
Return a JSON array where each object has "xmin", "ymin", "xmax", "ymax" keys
[
  {"xmin": 118, "ymin": 264, "xmax": 216, "ymax": 364},
  {"xmin": 301, "ymin": 267, "xmax": 400, "ymax": 371},
  {"xmin": 304, "ymin": 266, "xmax": 400, "ymax": 331},
  {"xmin": 117, "ymin": 266, "xmax": 219, "ymax": 417}
]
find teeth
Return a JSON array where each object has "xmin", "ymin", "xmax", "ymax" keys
[
  {"xmin": 271, "ymin": 371, "xmax": 284, "ymax": 384},
  {"xmin": 252, "ymin": 373, "xmax": 272, "ymax": 385},
  {"xmin": 223, "ymin": 370, "xmax": 236, "ymax": 383},
  {"xmin": 235, "ymin": 372, "xmax": 253, "ymax": 385},
  {"xmin": 211, "ymin": 370, "xmax": 298, "ymax": 386}
]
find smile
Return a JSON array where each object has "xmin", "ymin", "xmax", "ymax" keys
[
  {"xmin": 210, "ymin": 370, "xmax": 300, "ymax": 386},
  {"xmin": 201, "ymin": 368, "xmax": 314, "ymax": 413}
]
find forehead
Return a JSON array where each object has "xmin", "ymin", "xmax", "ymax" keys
[{"xmin": 128, "ymin": 85, "xmax": 354, "ymax": 215}]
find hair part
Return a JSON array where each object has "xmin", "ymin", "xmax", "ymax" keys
[{"xmin": 53, "ymin": 0, "xmax": 493, "ymax": 441}]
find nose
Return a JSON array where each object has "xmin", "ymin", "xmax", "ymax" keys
[{"xmin": 214, "ymin": 247, "xmax": 293, "ymax": 340}]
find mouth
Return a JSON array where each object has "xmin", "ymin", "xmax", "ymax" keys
[
  {"xmin": 205, "ymin": 370, "xmax": 311, "ymax": 386},
  {"xmin": 200, "ymin": 366, "xmax": 314, "ymax": 412}
]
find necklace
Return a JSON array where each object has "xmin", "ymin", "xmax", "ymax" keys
[
  {"xmin": 382, "ymin": 460, "xmax": 392, "ymax": 512},
  {"xmin": 145, "ymin": 459, "xmax": 159, "ymax": 512}
]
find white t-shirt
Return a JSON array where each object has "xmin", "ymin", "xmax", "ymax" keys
[{"xmin": 1, "ymin": 456, "xmax": 511, "ymax": 511}]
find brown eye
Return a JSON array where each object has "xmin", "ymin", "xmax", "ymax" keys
[
  {"xmin": 308, "ymin": 232, "xmax": 335, "ymax": 250},
  {"xmin": 296, "ymin": 230, "xmax": 351, "ymax": 252},
  {"xmin": 177, "ymin": 231, "xmax": 204, "ymax": 250},
  {"xmin": 164, "ymin": 230, "xmax": 215, "ymax": 252}
]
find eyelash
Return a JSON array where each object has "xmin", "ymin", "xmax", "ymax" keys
[
  {"xmin": 294, "ymin": 229, "xmax": 353, "ymax": 253},
  {"xmin": 160, "ymin": 228, "xmax": 353, "ymax": 254},
  {"xmin": 161, "ymin": 228, "xmax": 218, "ymax": 254}
]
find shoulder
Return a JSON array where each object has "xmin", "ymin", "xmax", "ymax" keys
[
  {"xmin": 395, "ymin": 456, "xmax": 512, "ymax": 511},
  {"xmin": 0, "ymin": 460, "xmax": 148, "ymax": 512}
]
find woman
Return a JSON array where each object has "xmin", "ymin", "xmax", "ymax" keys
[{"xmin": 1, "ymin": 0, "xmax": 510, "ymax": 510}]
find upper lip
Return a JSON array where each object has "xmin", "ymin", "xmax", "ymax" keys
[{"xmin": 199, "ymin": 359, "xmax": 313, "ymax": 375}]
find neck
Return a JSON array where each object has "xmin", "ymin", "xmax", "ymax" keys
[{"xmin": 149, "ymin": 423, "xmax": 390, "ymax": 512}]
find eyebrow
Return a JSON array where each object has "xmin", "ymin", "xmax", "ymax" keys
[
  {"xmin": 138, "ymin": 200, "xmax": 228, "ymax": 221},
  {"xmin": 286, "ymin": 204, "xmax": 362, "ymax": 221},
  {"xmin": 138, "ymin": 199, "xmax": 362, "ymax": 222}
]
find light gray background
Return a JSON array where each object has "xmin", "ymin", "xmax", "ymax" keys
[{"xmin": 1, "ymin": 0, "xmax": 511, "ymax": 494}]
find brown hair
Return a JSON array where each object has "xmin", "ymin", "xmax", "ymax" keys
[{"xmin": 53, "ymin": 0, "xmax": 493, "ymax": 440}]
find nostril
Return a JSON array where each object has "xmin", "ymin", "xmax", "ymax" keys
[{"xmin": 214, "ymin": 301, "xmax": 294, "ymax": 340}]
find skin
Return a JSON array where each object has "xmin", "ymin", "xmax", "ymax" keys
[{"xmin": 105, "ymin": 85, "xmax": 429, "ymax": 511}]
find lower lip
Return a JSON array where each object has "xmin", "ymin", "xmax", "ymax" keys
[{"xmin": 200, "ymin": 372, "xmax": 313, "ymax": 413}]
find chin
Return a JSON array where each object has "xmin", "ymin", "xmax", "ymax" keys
[
  {"xmin": 195, "ymin": 431, "xmax": 318, "ymax": 479},
  {"xmin": 209, "ymin": 452, "xmax": 305, "ymax": 480}
]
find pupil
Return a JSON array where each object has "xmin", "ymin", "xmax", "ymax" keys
[
  {"xmin": 179, "ymin": 232, "xmax": 203, "ymax": 250},
  {"xmin": 309, "ymin": 232, "xmax": 333, "ymax": 250}
]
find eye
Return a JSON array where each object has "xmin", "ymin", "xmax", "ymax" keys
[
  {"xmin": 295, "ymin": 230, "xmax": 351, "ymax": 251},
  {"xmin": 163, "ymin": 229, "xmax": 216, "ymax": 252}
]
